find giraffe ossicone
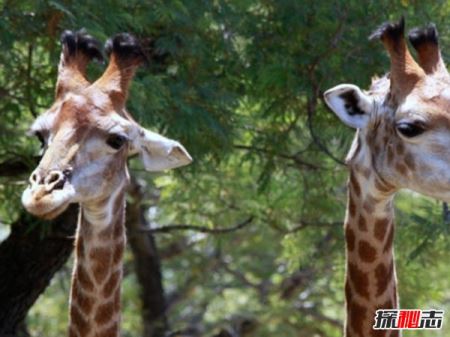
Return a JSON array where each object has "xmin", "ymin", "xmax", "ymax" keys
[
  {"xmin": 325, "ymin": 17, "xmax": 450, "ymax": 337},
  {"xmin": 22, "ymin": 30, "xmax": 192, "ymax": 337}
]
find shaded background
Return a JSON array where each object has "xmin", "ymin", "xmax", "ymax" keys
[{"xmin": 0, "ymin": 1, "xmax": 450, "ymax": 336}]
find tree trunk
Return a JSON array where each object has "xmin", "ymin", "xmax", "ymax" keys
[
  {"xmin": 0, "ymin": 205, "xmax": 78, "ymax": 337},
  {"xmin": 127, "ymin": 178, "xmax": 168, "ymax": 337}
]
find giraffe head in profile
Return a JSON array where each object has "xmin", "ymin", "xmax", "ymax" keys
[
  {"xmin": 325, "ymin": 18, "xmax": 450, "ymax": 201},
  {"xmin": 22, "ymin": 30, "xmax": 192, "ymax": 219}
]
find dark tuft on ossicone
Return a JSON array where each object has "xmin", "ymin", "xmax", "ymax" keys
[
  {"xmin": 408, "ymin": 23, "xmax": 439, "ymax": 48},
  {"xmin": 61, "ymin": 30, "xmax": 77, "ymax": 55},
  {"xmin": 369, "ymin": 16, "xmax": 405, "ymax": 42},
  {"xmin": 76, "ymin": 30, "xmax": 104, "ymax": 62},
  {"xmin": 105, "ymin": 33, "xmax": 146, "ymax": 63},
  {"xmin": 60, "ymin": 29, "xmax": 104, "ymax": 62}
]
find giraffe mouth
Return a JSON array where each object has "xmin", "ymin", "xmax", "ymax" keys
[
  {"xmin": 37, "ymin": 202, "xmax": 71, "ymax": 220},
  {"xmin": 21, "ymin": 184, "xmax": 76, "ymax": 220}
]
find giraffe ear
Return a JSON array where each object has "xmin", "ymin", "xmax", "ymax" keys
[
  {"xmin": 324, "ymin": 84, "xmax": 374, "ymax": 129},
  {"xmin": 135, "ymin": 128, "xmax": 192, "ymax": 172}
]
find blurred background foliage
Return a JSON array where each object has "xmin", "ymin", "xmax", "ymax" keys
[{"xmin": 1, "ymin": 0, "xmax": 450, "ymax": 336}]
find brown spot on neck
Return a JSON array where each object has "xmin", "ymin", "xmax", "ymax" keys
[
  {"xmin": 76, "ymin": 264, "xmax": 94, "ymax": 291},
  {"xmin": 374, "ymin": 218, "xmax": 391, "ymax": 242},
  {"xmin": 348, "ymin": 300, "xmax": 367, "ymax": 336},
  {"xmin": 95, "ymin": 299, "xmax": 116, "ymax": 325},
  {"xmin": 354, "ymin": 163, "xmax": 372, "ymax": 180},
  {"xmin": 345, "ymin": 280, "xmax": 353, "ymax": 302},
  {"xmin": 349, "ymin": 171, "xmax": 362, "ymax": 198},
  {"xmin": 363, "ymin": 195, "xmax": 376, "ymax": 214},
  {"xmin": 96, "ymin": 322, "xmax": 119, "ymax": 337},
  {"xmin": 358, "ymin": 240, "xmax": 378, "ymax": 263},
  {"xmin": 348, "ymin": 194, "xmax": 357, "ymax": 218},
  {"xmin": 70, "ymin": 305, "xmax": 90, "ymax": 336},
  {"xmin": 375, "ymin": 260, "xmax": 394, "ymax": 296},
  {"xmin": 73, "ymin": 286, "xmax": 94, "ymax": 315},
  {"xmin": 345, "ymin": 225, "xmax": 356, "ymax": 252},
  {"xmin": 348, "ymin": 262, "xmax": 370, "ymax": 299},
  {"xmin": 103, "ymin": 270, "xmax": 121, "ymax": 298},
  {"xmin": 92, "ymin": 246, "xmax": 113, "ymax": 283},
  {"xmin": 358, "ymin": 215, "xmax": 367, "ymax": 231}
]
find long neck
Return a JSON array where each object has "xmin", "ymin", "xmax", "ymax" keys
[
  {"xmin": 344, "ymin": 167, "xmax": 399, "ymax": 337},
  {"xmin": 69, "ymin": 187, "xmax": 126, "ymax": 337}
]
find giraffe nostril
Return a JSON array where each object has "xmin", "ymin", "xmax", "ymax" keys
[
  {"xmin": 46, "ymin": 173, "xmax": 60, "ymax": 185},
  {"xmin": 31, "ymin": 173, "xmax": 38, "ymax": 183},
  {"xmin": 53, "ymin": 178, "xmax": 66, "ymax": 190},
  {"xmin": 30, "ymin": 172, "xmax": 41, "ymax": 186},
  {"xmin": 44, "ymin": 171, "xmax": 66, "ymax": 191}
]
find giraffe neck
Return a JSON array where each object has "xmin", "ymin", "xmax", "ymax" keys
[
  {"xmin": 69, "ymin": 185, "xmax": 126, "ymax": 337},
  {"xmin": 344, "ymin": 167, "xmax": 399, "ymax": 337}
]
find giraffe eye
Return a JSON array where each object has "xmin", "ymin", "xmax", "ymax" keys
[
  {"xmin": 396, "ymin": 122, "xmax": 426, "ymax": 138},
  {"xmin": 106, "ymin": 134, "xmax": 128, "ymax": 150}
]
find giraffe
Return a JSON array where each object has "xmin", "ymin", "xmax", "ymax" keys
[
  {"xmin": 21, "ymin": 30, "xmax": 192, "ymax": 337},
  {"xmin": 324, "ymin": 18, "xmax": 450, "ymax": 337}
]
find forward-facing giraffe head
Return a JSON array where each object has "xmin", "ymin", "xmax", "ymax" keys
[
  {"xmin": 325, "ymin": 18, "xmax": 450, "ymax": 201},
  {"xmin": 22, "ymin": 31, "xmax": 192, "ymax": 219}
]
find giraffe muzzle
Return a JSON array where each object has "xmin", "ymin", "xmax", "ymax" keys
[{"xmin": 22, "ymin": 168, "xmax": 76, "ymax": 219}]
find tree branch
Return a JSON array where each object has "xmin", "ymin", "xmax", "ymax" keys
[
  {"xmin": 443, "ymin": 202, "xmax": 450, "ymax": 223},
  {"xmin": 306, "ymin": 96, "xmax": 346, "ymax": 166},
  {"xmin": 126, "ymin": 176, "xmax": 169, "ymax": 337},
  {"xmin": 286, "ymin": 220, "xmax": 342, "ymax": 233},
  {"xmin": 26, "ymin": 43, "xmax": 37, "ymax": 118},
  {"xmin": 234, "ymin": 144, "xmax": 322, "ymax": 170},
  {"xmin": 139, "ymin": 216, "xmax": 253, "ymax": 234},
  {"xmin": 296, "ymin": 306, "xmax": 342, "ymax": 329},
  {"xmin": 304, "ymin": 15, "xmax": 348, "ymax": 167}
]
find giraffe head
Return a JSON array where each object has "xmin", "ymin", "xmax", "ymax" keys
[
  {"xmin": 22, "ymin": 31, "xmax": 192, "ymax": 219},
  {"xmin": 324, "ymin": 18, "xmax": 450, "ymax": 201}
]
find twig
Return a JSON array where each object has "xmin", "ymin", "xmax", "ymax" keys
[
  {"xmin": 296, "ymin": 306, "xmax": 342, "ymax": 329},
  {"xmin": 306, "ymin": 96, "xmax": 346, "ymax": 166},
  {"xmin": 234, "ymin": 144, "xmax": 322, "ymax": 170},
  {"xmin": 139, "ymin": 216, "xmax": 253, "ymax": 234},
  {"xmin": 443, "ymin": 202, "xmax": 450, "ymax": 223},
  {"xmin": 218, "ymin": 259, "xmax": 259, "ymax": 288},
  {"xmin": 26, "ymin": 43, "xmax": 37, "ymax": 118},
  {"xmin": 286, "ymin": 220, "xmax": 342, "ymax": 233},
  {"xmin": 304, "ymin": 13, "xmax": 348, "ymax": 167}
]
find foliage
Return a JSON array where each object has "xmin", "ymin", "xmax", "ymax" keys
[{"xmin": 2, "ymin": 1, "xmax": 450, "ymax": 336}]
